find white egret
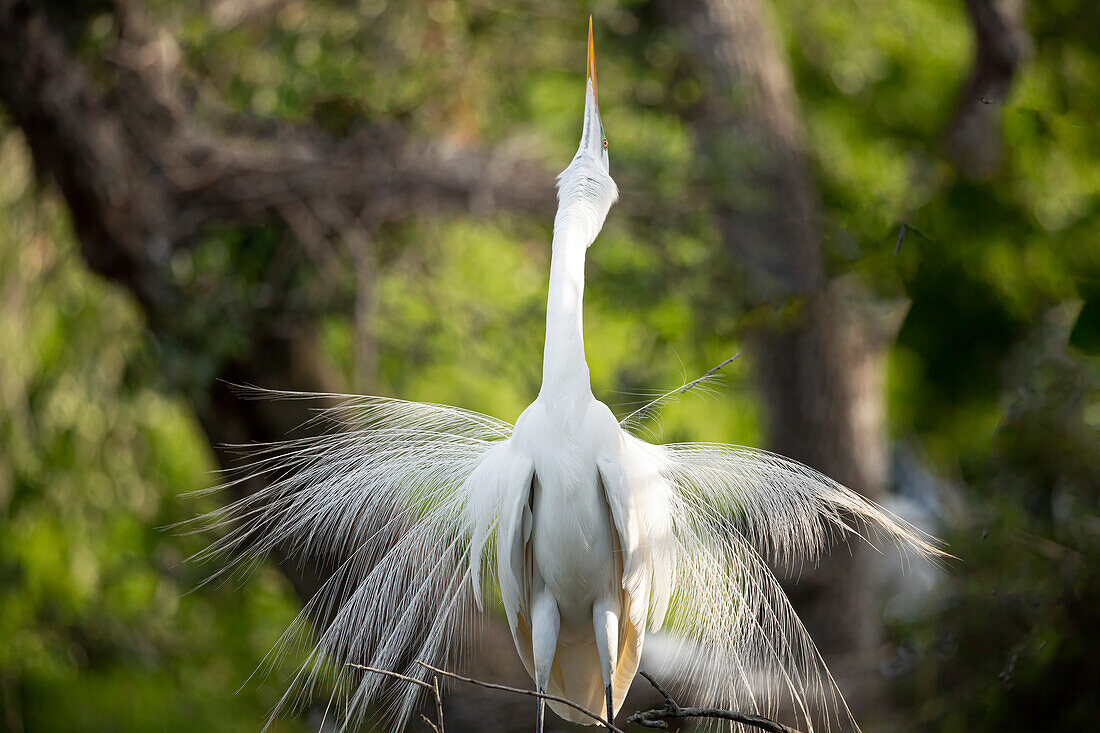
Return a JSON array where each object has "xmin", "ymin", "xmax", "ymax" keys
[{"xmin": 194, "ymin": 18, "xmax": 943, "ymax": 733}]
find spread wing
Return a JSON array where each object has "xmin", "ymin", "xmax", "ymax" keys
[
  {"xmin": 603, "ymin": 436, "xmax": 944, "ymax": 732},
  {"xmin": 184, "ymin": 389, "xmax": 512, "ymax": 730}
]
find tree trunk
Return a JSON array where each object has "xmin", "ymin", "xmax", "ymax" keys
[
  {"xmin": 661, "ymin": 0, "xmax": 890, "ymax": 713},
  {"xmin": 945, "ymin": 0, "xmax": 1029, "ymax": 179}
]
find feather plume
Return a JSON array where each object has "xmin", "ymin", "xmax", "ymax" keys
[
  {"xmin": 186, "ymin": 390, "xmax": 511, "ymax": 729},
  {"xmin": 632, "ymin": 440, "xmax": 946, "ymax": 731},
  {"xmin": 188, "ymin": 388, "xmax": 944, "ymax": 731}
]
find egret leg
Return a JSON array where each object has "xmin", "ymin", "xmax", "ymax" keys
[
  {"xmin": 604, "ymin": 683, "xmax": 613, "ymax": 729},
  {"xmin": 592, "ymin": 596, "xmax": 620, "ymax": 731},
  {"xmin": 531, "ymin": 587, "xmax": 559, "ymax": 733}
]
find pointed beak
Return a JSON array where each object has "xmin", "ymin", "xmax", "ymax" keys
[
  {"xmin": 587, "ymin": 16, "xmax": 598, "ymax": 109},
  {"xmin": 579, "ymin": 16, "xmax": 605, "ymax": 165}
]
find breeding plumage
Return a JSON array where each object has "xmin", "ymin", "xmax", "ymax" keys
[{"xmin": 192, "ymin": 19, "xmax": 943, "ymax": 732}]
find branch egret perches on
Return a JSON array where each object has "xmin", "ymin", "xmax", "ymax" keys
[{"xmin": 194, "ymin": 18, "xmax": 944, "ymax": 733}]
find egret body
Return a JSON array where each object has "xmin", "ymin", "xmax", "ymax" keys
[{"xmin": 198, "ymin": 19, "xmax": 942, "ymax": 733}]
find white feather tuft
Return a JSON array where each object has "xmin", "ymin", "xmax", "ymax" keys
[
  {"xmin": 189, "ymin": 388, "xmax": 945, "ymax": 732},
  {"xmin": 187, "ymin": 390, "xmax": 511, "ymax": 730}
]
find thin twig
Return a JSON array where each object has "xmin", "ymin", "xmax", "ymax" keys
[
  {"xmin": 627, "ymin": 671, "xmax": 803, "ymax": 733},
  {"xmin": 345, "ymin": 662, "xmax": 433, "ymax": 690},
  {"xmin": 345, "ymin": 663, "xmax": 446, "ymax": 732},
  {"xmin": 432, "ymin": 675, "xmax": 445, "ymax": 733},
  {"xmin": 619, "ymin": 353, "xmax": 741, "ymax": 427},
  {"xmin": 416, "ymin": 661, "xmax": 626, "ymax": 733},
  {"xmin": 642, "ymin": 670, "xmax": 676, "ymax": 709}
]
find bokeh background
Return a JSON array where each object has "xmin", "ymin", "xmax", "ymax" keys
[{"xmin": 0, "ymin": 0, "xmax": 1097, "ymax": 730}]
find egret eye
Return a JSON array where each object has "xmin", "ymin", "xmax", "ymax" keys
[{"xmin": 602, "ymin": 137, "xmax": 608, "ymax": 150}]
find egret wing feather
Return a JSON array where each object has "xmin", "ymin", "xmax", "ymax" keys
[
  {"xmin": 616, "ymin": 437, "xmax": 945, "ymax": 732},
  {"xmin": 659, "ymin": 442, "xmax": 943, "ymax": 569},
  {"xmin": 189, "ymin": 390, "xmax": 515, "ymax": 731}
]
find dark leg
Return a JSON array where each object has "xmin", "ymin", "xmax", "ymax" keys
[
  {"xmin": 605, "ymin": 684, "xmax": 613, "ymax": 731},
  {"xmin": 535, "ymin": 690, "xmax": 545, "ymax": 733}
]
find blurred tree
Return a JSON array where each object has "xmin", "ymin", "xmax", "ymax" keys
[
  {"xmin": 0, "ymin": 0, "xmax": 550, "ymax": 601},
  {"xmin": 657, "ymin": 2, "xmax": 893, "ymax": 690}
]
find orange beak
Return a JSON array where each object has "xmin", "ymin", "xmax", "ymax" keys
[{"xmin": 587, "ymin": 16, "xmax": 598, "ymax": 108}]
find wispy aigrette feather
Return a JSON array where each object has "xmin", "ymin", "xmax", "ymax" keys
[
  {"xmin": 187, "ymin": 391, "xmax": 512, "ymax": 727},
  {"xmin": 190, "ymin": 386, "xmax": 943, "ymax": 731}
]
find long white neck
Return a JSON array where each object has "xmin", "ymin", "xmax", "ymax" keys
[{"xmin": 539, "ymin": 214, "xmax": 592, "ymax": 402}]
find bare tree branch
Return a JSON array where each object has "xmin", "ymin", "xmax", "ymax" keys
[
  {"xmin": 627, "ymin": 671, "xmax": 803, "ymax": 733},
  {"xmin": 432, "ymin": 675, "xmax": 446, "ymax": 733},
  {"xmin": 352, "ymin": 662, "xmax": 802, "ymax": 733},
  {"xmin": 346, "ymin": 663, "xmax": 446, "ymax": 732},
  {"xmin": 345, "ymin": 663, "xmax": 436, "ymax": 692},
  {"xmin": 417, "ymin": 661, "xmax": 626, "ymax": 732},
  {"xmin": 106, "ymin": 0, "xmax": 554, "ymax": 243},
  {"xmin": 0, "ymin": 0, "xmax": 552, "ymax": 312}
]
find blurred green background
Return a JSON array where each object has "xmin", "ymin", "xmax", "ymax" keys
[{"xmin": 0, "ymin": 0, "xmax": 1097, "ymax": 731}]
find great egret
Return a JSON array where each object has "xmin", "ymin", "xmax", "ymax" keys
[{"xmin": 194, "ymin": 18, "xmax": 942, "ymax": 733}]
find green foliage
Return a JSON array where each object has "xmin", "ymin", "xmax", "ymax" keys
[
  {"xmin": 891, "ymin": 310, "xmax": 1100, "ymax": 731},
  {"xmin": 0, "ymin": 134, "xmax": 306, "ymax": 731},
  {"xmin": 779, "ymin": 1, "xmax": 1100, "ymax": 726},
  {"xmin": 3, "ymin": 0, "xmax": 1099, "ymax": 730}
]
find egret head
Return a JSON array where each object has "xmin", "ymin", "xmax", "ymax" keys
[{"xmin": 555, "ymin": 18, "xmax": 619, "ymax": 246}]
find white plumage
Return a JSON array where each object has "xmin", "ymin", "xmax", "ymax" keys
[{"xmin": 192, "ymin": 19, "xmax": 943, "ymax": 732}]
